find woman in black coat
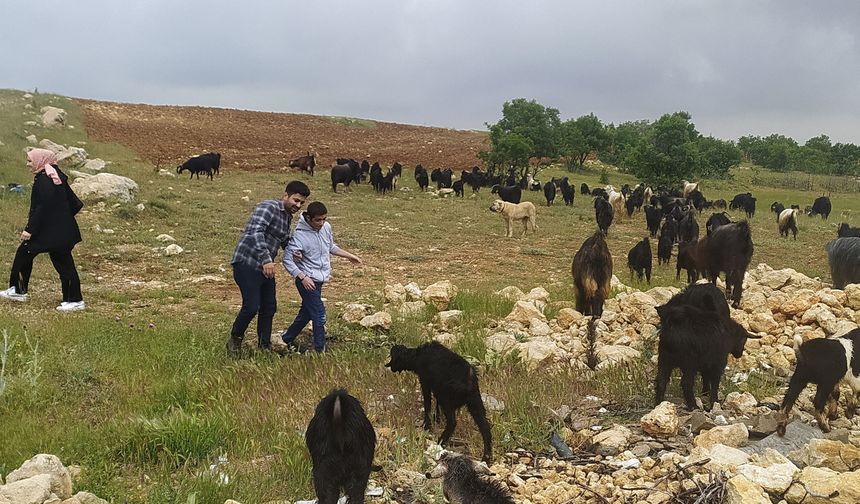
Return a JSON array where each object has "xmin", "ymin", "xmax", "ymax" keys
[{"xmin": 0, "ymin": 148, "xmax": 85, "ymax": 311}]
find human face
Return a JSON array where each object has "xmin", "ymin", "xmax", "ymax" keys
[
  {"xmin": 306, "ymin": 213, "xmax": 327, "ymax": 231},
  {"xmin": 283, "ymin": 192, "xmax": 307, "ymax": 214}
]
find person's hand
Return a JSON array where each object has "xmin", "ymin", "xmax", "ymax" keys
[
  {"xmin": 293, "ymin": 250, "xmax": 303, "ymax": 262},
  {"xmin": 301, "ymin": 275, "xmax": 315, "ymax": 291},
  {"xmin": 262, "ymin": 262, "xmax": 276, "ymax": 278},
  {"xmin": 20, "ymin": 231, "xmax": 31, "ymax": 241},
  {"xmin": 349, "ymin": 255, "xmax": 362, "ymax": 265}
]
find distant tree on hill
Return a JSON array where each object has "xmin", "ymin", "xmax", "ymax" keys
[
  {"xmin": 482, "ymin": 98, "xmax": 560, "ymax": 177},
  {"xmin": 559, "ymin": 113, "xmax": 610, "ymax": 170},
  {"xmin": 626, "ymin": 112, "xmax": 703, "ymax": 184}
]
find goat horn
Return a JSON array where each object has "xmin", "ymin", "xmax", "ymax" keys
[{"xmin": 747, "ymin": 333, "xmax": 763, "ymax": 339}]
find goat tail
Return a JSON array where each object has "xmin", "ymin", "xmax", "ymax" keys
[
  {"xmin": 332, "ymin": 394, "xmax": 346, "ymax": 453},
  {"xmin": 585, "ymin": 317, "xmax": 598, "ymax": 370},
  {"xmin": 792, "ymin": 333, "xmax": 803, "ymax": 353}
]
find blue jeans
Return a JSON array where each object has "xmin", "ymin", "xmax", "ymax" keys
[
  {"xmin": 231, "ymin": 262, "xmax": 277, "ymax": 349},
  {"xmin": 282, "ymin": 279, "xmax": 326, "ymax": 352}
]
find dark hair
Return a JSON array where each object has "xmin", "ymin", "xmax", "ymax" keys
[
  {"xmin": 285, "ymin": 180, "xmax": 311, "ymax": 197},
  {"xmin": 305, "ymin": 201, "xmax": 327, "ymax": 218}
]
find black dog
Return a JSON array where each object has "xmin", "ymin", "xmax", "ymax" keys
[
  {"xmin": 305, "ymin": 389, "xmax": 377, "ymax": 504},
  {"xmin": 386, "ymin": 342, "xmax": 493, "ymax": 462}
]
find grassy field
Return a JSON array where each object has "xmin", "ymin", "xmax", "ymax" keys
[{"xmin": 1, "ymin": 89, "xmax": 858, "ymax": 503}]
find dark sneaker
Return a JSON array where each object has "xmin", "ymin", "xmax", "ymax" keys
[{"xmin": 226, "ymin": 336, "xmax": 243, "ymax": 358}]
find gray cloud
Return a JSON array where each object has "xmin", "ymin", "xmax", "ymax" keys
[{"xmin": 2, "ymin": 0, "xmax": 859, "ymax": 143}]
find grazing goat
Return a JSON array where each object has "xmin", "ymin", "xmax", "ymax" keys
[
  {"xmin": 177, "ymin": 153, "xmax": 219, "ymax": 180},
  {"xmin": 655, "ymin": 283, "xmax": 756, "ymax": 410},
  {"xmin": 594, "ymin": 197, "xmax": 614, "ymax": 235},
  {"xmin": 581, "ymin": 183, "xmax": 591, "ymax": 195},
  {"xmin": 608, "ymin": 190, "xmax": 626, "ymax": 220},
  {"xmin": 712, "ymin": 199, "xmax": 727, "ymax": 210},
  {"xmin": 645, "ymin": 205, "xmax": 661, "ymax": 237},
  {"xmin": 730, "ymin": 193, "xmax": 756, "ymax": 218},
  {"xmin": 771, "ymin": 201, "xmax": 785, "ymax": 221},
  {"xmin": 386, "ymin": 342, "xmax": 493, "ymax": 462},
  {"xmin": 490, "ymin": 184, "xmax": 522, "ymax": 204},
  {"xmin": 687, "ymin": 190, "xmax": 705, "ymax": 212},
  {"xmin": 681, "ymin": 180, "xmax": 699, "ymax": 198},
  {"xmin": 657, "ymin": 232, "xmax": 673, "ymax": 266},
  {"xmin": 627, "ymin": 238, "xmax": 652, "ymax": 284},
  {"xmin": 591, "ymin": 187, "xmax": 609, "ymax": 200},
  {"xmin": 678, "ymin": 211, "xmax": 699, "ymax": 242},
  {"xmin": 306, "ymin": 389, "xmax": 377, "ymax": 504},
  {"xmin": 571, "ymin": 232, "xmax": 613, "ymax": 317},
  {"xmin": 559, "ymin": 178, "xmax": 574, "ymax": 205},
  {"xmin": 808, "ymin": 196, "xmax": 832, "ymax": 219},
  {"xmin": 705, "ymin": 212, "xmax": 732, "ymax": 237},
  {"xmin": 660, "ymin": 217, "xmax": 677, "ymax": 244},
  {"xmin": 543, "ymin": 181, "xmax": 556, "ymax": 206},
  {"xmin": 427, "ymin": 452, "xmax": 514, "ymax": 504},
  {"xmin": 415, "ymin": 164, "xmax": 430, "ymax": 191},
  {"xmin": 827, "ymin": 237, "xmax": 860, "ymax": 289},
  {"xmin": 644, "ymin": 186, "xmax": 653, "ymax": 204},
  {"xmin": 676, "ymin": 240, "xmax": 699, "ymax": 284},
  {"xmin": 777, "ymin": 329, "xmax": 860, "ymax": 436},
  {"xmin": 330, "ymin": 164, "xmax": 357, "ymax": 193},
  {"xmin": 288, "ymin": 152, "xmax": 315, "ymax": 175},
  {"xmin": 699, "ymin": 221, "xmax": 754, "ymax": 307},
  {"xmin": 838, "ymin": 223, "xmax": 860, "ymax": 238},
  {"xmin": 431, "ymin": 168, "xmax": 453, "ymax": 189},
  {"xmin": 453, "ymin": 180, "xmax": 465, "ymax": 197},
  {"xmin": 778, "ymin": 208, "xmax": 798, "ymax": 239}
]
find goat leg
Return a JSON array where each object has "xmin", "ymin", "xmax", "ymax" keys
[
  {"xmin": 420, "ymin": 381, "xmax": 433, "ymax": 430},
  {"xmin": 438, "ymin": 407, "xmax": 458, "ymax": 447}
]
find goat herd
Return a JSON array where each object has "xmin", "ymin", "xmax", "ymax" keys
[{"xmin": 174, "ymin": 151, "xmax": 860, "ymax": 503}]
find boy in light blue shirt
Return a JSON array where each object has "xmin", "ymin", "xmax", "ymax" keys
[{"xmin": 281, "ymin": 201, "xmax": 361, "ymax": 352}]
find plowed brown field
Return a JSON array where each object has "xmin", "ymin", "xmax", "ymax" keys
[{"xmin": 77, "ymin": 99, "xmax": 489, "ymax": 170}]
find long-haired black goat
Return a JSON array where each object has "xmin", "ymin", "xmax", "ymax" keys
[
  {"xmin": 827, "ymin": 237, "xmax": 860, "ymax": 289},
  {"xmin": 427, "ymin": 452, "xmax": 514, "ymax": 504}
]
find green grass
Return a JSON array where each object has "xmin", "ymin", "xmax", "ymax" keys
[{"xmin": 0, "ymin": 88, "xmax": 857, "ymax": 501}]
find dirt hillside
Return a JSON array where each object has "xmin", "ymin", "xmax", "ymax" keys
[{"xmin": 77, "ymin": 99, "xmax": 489, "ymax": 171}]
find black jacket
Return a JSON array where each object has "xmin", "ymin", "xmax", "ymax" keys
[{"xmin": 25, "ymin": 166, "xmax": 82, "ymax": 252}]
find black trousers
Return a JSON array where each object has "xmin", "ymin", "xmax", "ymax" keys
[
  {"xmin": 230, "ymin": 262, "xmax": 277, "ymax": 348},
  {"xmin": 8, "ymin": 243, "xmax": 83, "ymax": 302}
]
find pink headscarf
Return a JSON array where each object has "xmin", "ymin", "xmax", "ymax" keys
[{"xmin": 27, "ymin": 148, "xmax": 62, "ymax": 185}]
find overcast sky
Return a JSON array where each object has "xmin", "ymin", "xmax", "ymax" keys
[{"xmin": 3, "ymin": 1, "xmax": 859, "ymax": 144}]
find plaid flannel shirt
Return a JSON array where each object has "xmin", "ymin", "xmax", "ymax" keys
[{"xmin": 231, "ymin": 200, "xmax": 292, "ymax": 268}]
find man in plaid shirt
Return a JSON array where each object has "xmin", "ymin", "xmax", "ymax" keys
[{"xmin": 228, "ymin": 180, "xmax": 310, "ymax": 357}]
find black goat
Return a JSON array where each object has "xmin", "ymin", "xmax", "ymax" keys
[
  {"xmin": 594, "ymin": 197, "xmax": 614, "ymax": 235},
  {"xmin": 657, "ymin": 232, "xmax": 673, "ymax": 266},
  {"xmin": 712, "ymin": 199, "xmax": 727, "ymax": 210},
  {"xmin": 571, "ymin": 231, "xmax": 613, "ymax": 317},
  {"xmin": 306, "ymin": 389, "xmax": 377, "ymax": 504},
  {"xmin": 331, "ymin": 164, "xmax": 357, "ymax": 193},
  {"xmin": 645, "ymin": 205, "xmax": 661, "ymax": 237},
  {"xmin": 808, "ymin": 196, "xmax": 832, "ymax": 219},
  {"xmin": 177, "ymin": 153, "xmax": 219, "ymax": 180},
  {"xmin": 687, "ymin": 190, "xmax": 705, "ymax": 212},
  {"xmin": 827, "ymin": 237, "xmax": 860, "ymax": 289},
  {"xmin": 543, "ymin": 181, "xmax": 556, "ymax": 206},
  {"xmin": 453, "ymin": 180, "xmax": 465, "ymax": 197},
  {"xmin": 655, "ymin": 283, "xmax": 756, "ymax": 410},
  {"xmin": 591, "ymin": 187, "xmax": 609, "ymax": 200},
  {"xmin": 580, "ymin": 183, "xmax": 590, "ymax": 195},
  {"xmin": 431, "ymin": 168, "xmax": 453, "ymax": 189},
  {"xmin": 778, "ymin": 208, "xmax": 798, "ymax": 240},
  {"xmin": 777, "ymin": 329, "xmax": 860, "ymax": 436},
  {"xmin": 415, "ymin": 164, "xmax": 429, "ymax": 191},
  {"xmin": 678, "ymin": 211, "xmax": 699, "ymax": 242},
  {"xmin": 705, "ymin": 212, "xmax": 732, "ymax": 236},
  {"xmin": 490, "ymin": 184, "xmax": 522, "ymax": 204},
  {"xmin": 771, "ymin": 201, "xmax": 785, "ymax": 221},
  {"xmin": 288, "ymin": 152, "xmax": 316, "ymax": 176},
  {"xmin": 676, "ymin": 240, "xmax": 699, "ymax": 284},
  {"xmin": 838, "ymin": 223, "xmax": 860, "ymax": 238},
  {"xmin": 386, "ymin": 342, "xmax": 493, "ymax": 462},
  {"xmin": 627, "ymin": 237, "xmax": 652, "ymax": 284},
  {"xmin": 427, "ymin": 452, "xmax": 514, "ymax": 504},
  {"xmin": 698, "ymin": 221, "xmax": 754, "ymax": 307},
  {"xmin": 559, "ymin": 178, "xmax": 574, "ymax": 205}
]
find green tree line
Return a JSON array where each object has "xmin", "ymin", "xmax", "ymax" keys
[{"xmin": 481, "ymin": 98, "xmax": 860, "ymax": 184}]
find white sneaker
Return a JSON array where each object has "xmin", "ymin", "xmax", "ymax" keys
[
  {"xmin": 56, "ymin": 301, "xmax": 85, "ymax": 312},
  {"xmin": 0, "ymin": 287, "xmax": 28, "ymax": 302}
]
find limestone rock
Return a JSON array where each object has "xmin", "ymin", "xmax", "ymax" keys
[
  {"xmin": 556, "ymin": 308, "xmax": 583, "ymax": 329},
  {"xmin": 398, "ymin": 300, "xmax": 427, "ymax": 317},
  {"xmin": 748, "ymin": 311, "xmax": 779, "ymax": 334},
  {"xmin": 5, "ymin": 454, "xmax": 72, "ymax": 499},
  {"xmin": 403, "ymin": 282, "xmax": 422, "ymax": 301},
  {"xmin": 788, "ymin": 438, "xmax": 860, "ymax": 472},
  {"xmin": 517, "ymin": 337, "xmax": 563, "ymax": 367},
  {"xmin": 384, "ymin": 283, "xmax": 407, "ymax": 305},
  {"xmin": 844, "ymin": 284, "xmax": 860, "ymax": 311},
  {"xmin": 801, "ymin": 304, "xmax": 838, "ymax": 334},
  {"xmin": 506, "ymin": 300, "xmax": 545, "ymax": 324},
  {"xmin": 390, "ymin": 468, "xmax": 426, "ymax": 489},
  {"xmin": 640, "ymin": 401, "xmax": 679, "ymax": 438},
  {"xmin": 56, "ymin": 147, "xmax": 88, "ymax": 169},
  {"xmin": 71, "ymin": 173, "xmax": 138, "ymax": 202},
  {"xmin": 67, "ymin": 492, "xmax": 109, "ymax": 504},
  {"xmin": 359, "ymin": 311, "xmax": 392, "ymax": 331},
  {"xmin": 694, "ymin": 423, "xmax": 749, "ymax": 449},
  {"xmin": 690, "ymin": 444, "xmax": 750, "ymax": 471},
  {"xmin": 736, "ymin": 462, "xmax": 798, "ymax": 495},
  {"xmin": 342, "ymin": 303, "xmax": 373, "ymax": 324},
  {"xmin": 783, "ymin": 466, "xmax": 853, "ymax": 504},
  {"xmin": 155, "ymin": 234, "xmax": 175, "ymax": 242},
  {"xmin": 724, "ymin": 391, "xmax": 758, "ymax": 414},
  {"xmin": 528, "ymin": 318, "xmax": 551, "ymax": 336},
  {"xmin": 592, "ymin": 424, "xmax": 631, "ymax": 456},
  {"xmin": 422, "ymin": 280, "xmax": 457, "ymax": 310},
  {"xmin": 164, "ymin": 244, "xmax": 184, "ymax": 256},
  {"xmin": 759, "ymin": 268, "xmax": 792, "ymax": 290},
  {"xmin": 40, "ymin": 106, "xmax": 66, "ymax": 127},
  {"xmin": 486, "ymin": 332, "xmax": 518, "ymax": 354},
  {"xmin": 435, "ymin": 310, "xmax": 462, "ymax": 330},
  {"xmin": 0, "ymin": 473, "xmax": 53, "ymax": 504},
  {"xmin": 495, "ymin": 286, "xmax": 524, "ymax": 300},
  {"xmin": 596, "ymin": 345, "xmax": 641, "ymax": 368},
  {"xmin": 725, "ymin": 475, "xmax": 770, "ymax": 504},
  {"xmin": 82, "ymin": 159, "xmax": 106, "ymax": 172}
]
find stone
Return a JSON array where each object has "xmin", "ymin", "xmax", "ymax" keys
[
  {"xmin": 788, "ymin": 438, "xmax": 860, "ymax": 472},
  {"xmin": 801, "ymin": 304, "xmax": 839, "ymax": 334},
  {"xmin": 736, "ymin": 462, "xmax": 798, "ymax": 495},
  {"xmin": 359, "ymin": 311, "xmax": 392, "ymax": 331},
  {"xmin": 0, "ymin": 473, "xmax": 53, "ymax": 504},
  {"xmin": 690, "ymin": 444, "xmax": 750, "ymax": 471},
  {"xmin": 592, "ymin": 424, "xmax": 631, "ymax": 456},
  {"xmin": 517, "ymin": 337, "xmax": 563, "ymax": 367},
  {"xmin": 398, "ymin": 300, "xmax": 427, "ymax": 317},
  {"xmin": 403, "ymin": 282, "xmax": 422, "ymax": 301},
  {"xmin": 555, "ymin": 308, "xmax": 583, "ymax": 329},
  {"xmin": 383, "ymin": 283, "xmax": 407, "ymax": 305},
  {"xmin": 528, "ymin": 318, "xmax": 551, "ymax": 336},
  {"xmin": 38, "ymin": 138, "xmax": 64, "ymax": 153},
  {"xmin": 646, "ymin": 286, "xmax": 678, "ymax": 305},
  {"xmin": 56, "ymin": 147, "xmax": 88, "ymax": 169},
  {"xmin": 40, "ymin": 106, "xmax": 66, "ymax": 127},
  {"xmin": 724, "ymin": 391, "xmax": 758, "ymax": 414},
  {"xmin": 70, "ymin": 492, "xmax": 109, "ymax": 504},
  {"xmin": 481, "ymin": 393, "xmax": 505, "ymax": 412},
  {"xmin": 743, "ymin": 421, "xmax": 825, "ymax": 457},
  {"xmin": 164, "ymin": 244, "xmax": 184, "ymax": 256},
  {"xmin": 689, "ymin": 411, "xmax": 716, "ymax": 434},
  {"xmin": 71, "ymin": 173, "xmax": 139, "ymax": 202},
  {"xmin": 640, "ymin": 401, "xmax": 679, "ymax": 438},
  {"xmin": 694, "ymin": 423, "xmax": 749, "ymax": 449},
  {"xmin": 435, "ymin": 310, "xmax": 462, "ymax": 330},
  {"xmin": 82, "ymin": 159, "xmax": 106, "ymax": 171},
  {"xmin": 596, "ymin": 345, "xmax": 641, "ymax": 368},
  {"xmin": 26, "ymin": 134, "xmax": 37, "ymax": 144},
  {"xmin": 523, "ymin": 287, "xmax": 550, "ymax": 309},
  {"xmin": 341, "ymin": 303, "xmax": 373, "ymax": 323},
  {"xmin": 506, "ymin": 300, "xmax": 545, "ymax": 324},
  {"xmin": 422, "ymin": 280, "xmax": 457, "ymax": 310},
  {"xmin": 155, "ymin": 234, "xmax": 175, "ymax": 242},
  {"xmin": 783, "ymin": 466, "xmax": 852, "ymax": 504},
  {"xmin": 725, "ymin": 475, "xmax": 770, "ymax": 504},
  {"xmin": 748, "ymin": 312, "xmax": 779, "ymax": 334},
  {"xmin": 390, "ymin": 468, "xmax": 425, "ymax": 489},
  {"xmin": 844, "ymin": 284, "xmax": 860, "ymax": 311},
  {"xmin": 485, "ymin": 332, "xmax": 518, "ymax": 354},
  {"xmin": 5, "ymin": 454, "xmax": 72, "ymax": 499},
  {"xmin": 759, "ymin": 269, "xmax": 793, "ymax": 290},
  {"xmin": 495, "ymin": 286, "xmax": 524, "ymax": 300}
]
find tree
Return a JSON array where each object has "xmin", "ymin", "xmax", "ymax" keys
[
  {"xmin": 626, "ymin": 112, "xmax": 702, "ymax": 184},
  {"xmin": 479, "ymin": 131, "xmax": 533, "ymax": 174},
  {"xmin": 559, "ymin": 113, "xmax": 610, "ymax": 170},
  {"xmin": 602, "ymin": 120, "xmax": 650, "ymax": 168},
  {"xmin": 697, "ymin": 136, "xmax": 741, "ymax": 177},
  {"xmin": 483, "ymin": 98, "xmax": 562, "ymax": 177}
]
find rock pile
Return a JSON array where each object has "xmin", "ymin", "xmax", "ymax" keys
[{"xmin": 0, "ymin": 454, "xmax": 107, "ymax": 504}]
